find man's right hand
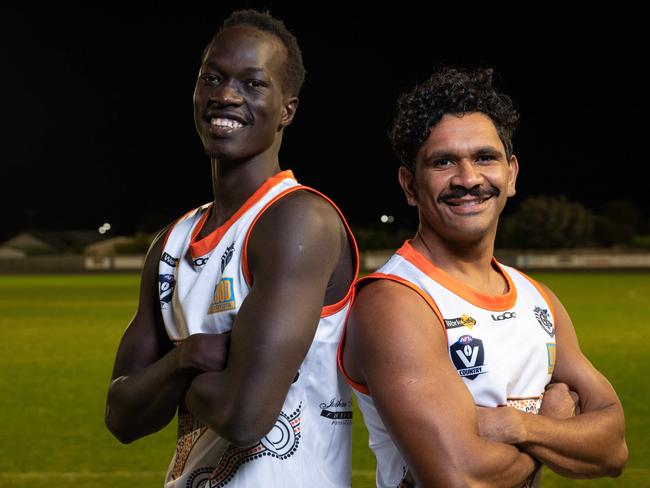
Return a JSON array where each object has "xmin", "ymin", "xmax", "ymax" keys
[
  {"xmin": 179, "ymin": 332, "xmax": 231, "ymax": 372},
  {"xmin": 540, "ymin": 382, "xmax": 580, "ymax": 419}
]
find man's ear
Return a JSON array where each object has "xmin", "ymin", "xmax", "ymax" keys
[
  {"xmin": 507, "ymin": 154, "xmax": 519, "ymax": 197},
  {"xmin": 398, "ymin": 165, "xmax": 418, "ymax": 207},
  {"xmin": 279, "ymin": 97, "xmax": 299, "ymax": 130}
]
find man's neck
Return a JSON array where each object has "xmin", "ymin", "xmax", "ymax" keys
[
  {"xmin": 413, "ymin": 226, "xmax": 507, "ymax": 296},
  {"xmin": 200, "ymin": 154, "xmax": 282, "ymax": 238}
]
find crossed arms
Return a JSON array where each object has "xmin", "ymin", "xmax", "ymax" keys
[
  {"xmin": 105, "ymin": 191, "xmax": 352, "ymax": 446},
  {"xmin": 476, "ymin": 284, "xmax": 627, "ymax": 478},
  {"xmin": 343, "ymin": 279, "xmax": 627, "ymax": 487}
]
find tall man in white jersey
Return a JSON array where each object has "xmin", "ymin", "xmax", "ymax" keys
[
  {"xmin": 339, "ymin": 67, "xmax": 627, "ymax": 487},
  {"xmin": 105, "ymin": 10, "xmax": 357, "ymax": 488}
]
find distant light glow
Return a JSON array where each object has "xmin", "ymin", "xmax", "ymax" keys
[
  {"xmin": 380, "ymin": 215, "xmax": 388, "ymax": 223},
  {"xmin": 98, "ymin": 227, "xmax": 106, "ymax": 234},
  {"xmin": 103, "ymin": 222, "xmax": 111, "ymax": 230}
]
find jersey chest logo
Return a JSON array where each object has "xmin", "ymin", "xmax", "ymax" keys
[
  {"xmin": 220, "ymin": 243, "xmax": 235, "ymax": 272},
  {"xmin": 208, "ymin": 278, "xmax": 236, "ymax": 314},
  {"xmin": 159, "ymin": 273, "xmax": 176, "ymax": 310},
  {"xmin": 534, "ymin": 306, "xmax": 555, "ymax": 337},
  {"xmin": 444, "ymin": 314, "xmax": 476, "ymax": 330},
  {"xmin": 450, "ymin": 334, "xmax": 488, "ymax": 380}
]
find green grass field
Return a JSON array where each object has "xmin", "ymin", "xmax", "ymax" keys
[{"xmin": 0, "ymin": 273, "xmax": 648, "ymax": 487}]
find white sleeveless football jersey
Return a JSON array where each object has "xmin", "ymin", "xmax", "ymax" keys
[
  {"xmin": 339, "ymin": 241, "xmax": 556, "ymax": 488},
  {"xmin": 159, "ymin": 170, "xmax": 359, "ymax": 488}
]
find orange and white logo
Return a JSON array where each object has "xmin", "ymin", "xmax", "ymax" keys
[
  {"xmin": 208, "ymin": 278, "xmax": 236, "ymax": 314},
  {"xmin": 546, "ymin": 343, "xmax": 556, "ymax": 374}
]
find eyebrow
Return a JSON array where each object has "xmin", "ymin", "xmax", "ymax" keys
[
  {"xmin": 203, "ymin": 61, "xmax": 266, "ymax": 75},
  {"xmin": 425, "ymin": 145, "xmax": 504, "ymax": 160}
]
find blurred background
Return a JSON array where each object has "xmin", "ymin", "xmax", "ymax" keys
[{"xmin": 1, "ymin": 3, "xmax": 648, "ymax": 487}]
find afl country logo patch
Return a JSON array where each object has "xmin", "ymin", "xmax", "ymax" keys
[
  {"xmin": 450, "ymin": 335, "xmax": 487, "ymax": 380},
  {"xmin": 159, "ymin": 274, "xmax": 175, "ymax": 309},
  {"xmin": 220, "ymin": 243, "xmax": 235, "ymax": 272},
  {"xmin": 208, "ymin": 278, "xmax": 236, "ymax": 314},
  {"xmin": 534, "ymin": 306, "xmax": 554, "ymax": 337}
]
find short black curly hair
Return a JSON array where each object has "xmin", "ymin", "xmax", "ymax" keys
[
  {"xmin": 208, "ymin": 9, "xmax": 306, "ymax": 98},
  {"xmin": 389, "ymin": 67, "xmax": 519, "ymax": 172}
]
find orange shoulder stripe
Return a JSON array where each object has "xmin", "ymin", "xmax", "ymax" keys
[
  {"xmin": 188, "ymin": 170, "xmax": 295, "ymax": 259},
  {"xmin": 337, "ymin": 272, "xmax": 448, "ymax": 396},
  {"xmin": 241, "ymin": 185, "xmax": 360, "ymax": 318},
  {"xmin": 517, "ymin": 270, "xmax": 557, "ymax": 330}
]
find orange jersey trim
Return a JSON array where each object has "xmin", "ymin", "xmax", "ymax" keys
[
  {"xmin": 188, "ymin": 170, "xmax": 296, "ymax": 259},
  {"xmin": 518, "ymin": 271, "xmax": 557, "ymax": 331},
  {"xmin": 396, "ymin": 240, "xmax": 517, "ymax": 311},
  {"xmin": 337, "ymin": 272, "xmax": 448, "ymax": 396},
  {"xmin": 335, "ymin": 286, "xmax": 369, "ymax": 395},
  {"xmin": 241, "ymin": 185, "xmax": 360, "ymax": 318},
  {"xmin": 162, "ymin": 207, "xmax": 202, "ymax": 249}
]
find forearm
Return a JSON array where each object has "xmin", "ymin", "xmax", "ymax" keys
[
  {"xmin": 518, "ymin": 407, "xmax": 627, "ymax": 478},
  {"xmin": 409, "ymin": 436, "xmax": 538, "ymax": 487},
  {"xmin": 184, "ymin": 370, "xmax": 277, "ymax": 447},
  {"xmin": 464, "ymin": 441, "xmax": 539, "ymax": 488},
  {"xmin": 106, "ymin": 347, "xmax": 195, "ymax": 443}
]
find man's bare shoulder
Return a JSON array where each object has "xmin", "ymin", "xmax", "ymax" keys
[
  {"xmin": 258, "ymin": 188, "xmax": 344, "ymax": 234},
  {"xmin": 349, "ymin": 278, "xmax": 445, "ymax": 358},
  {"xmin": 246, "ymin": 189, "xmax": 347, "ymax": 273},
  {"xmin": 354, "ymin": 278, "xmax": 436, "ymax": 323}
]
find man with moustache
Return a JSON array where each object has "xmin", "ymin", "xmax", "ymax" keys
[
  {"xmin": 105, "ymin": 10, "xmax": 357, "ymax": 488},
  {"xmin": 339, "ymin": 67, "xmax": 627, "ymax": 487}
]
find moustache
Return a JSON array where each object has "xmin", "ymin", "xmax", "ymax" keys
[{"xmin": 438, "ymin": 185, "xmax": 500, "ymax": 204}]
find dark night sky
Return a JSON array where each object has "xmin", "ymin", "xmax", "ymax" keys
[{"xmin": 2, "ymin": 4, "xmax": 647, "ymax": 240}]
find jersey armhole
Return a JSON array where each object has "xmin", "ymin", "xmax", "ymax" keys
[
  {"xmin": 336, "ymin": 272, "xmax": 447, "ymax": 397},
  {"xmin": 162, "ymin": 206, "xmax": 203, "ymax": 249},
  {"xmin": 241, "ymin": 185, "xmax": 360, "ymax": 318},
  {"xmin": 518, "ymin": 271, "xmax": 557, "ymax": 330}
]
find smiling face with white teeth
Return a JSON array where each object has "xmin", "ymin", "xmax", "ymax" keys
[
  {"xmin": 399, "ymin": 112, "xmax": 519, "ymax": 246},
  {"xmin": 193, "ymin": 25, "xmax": 298, "ymax": 163}
]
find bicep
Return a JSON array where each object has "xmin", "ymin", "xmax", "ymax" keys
[
  {"xmin": 111, "ymin": 230, "xmax": 172, "ymax": 379},
  {"xmin": 351, "ymin": 281, "xmax": 486, "ymax": 482},
  {"xmin": 223, "ymin": 194, "xmax": 344, "ymax": 409}
]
